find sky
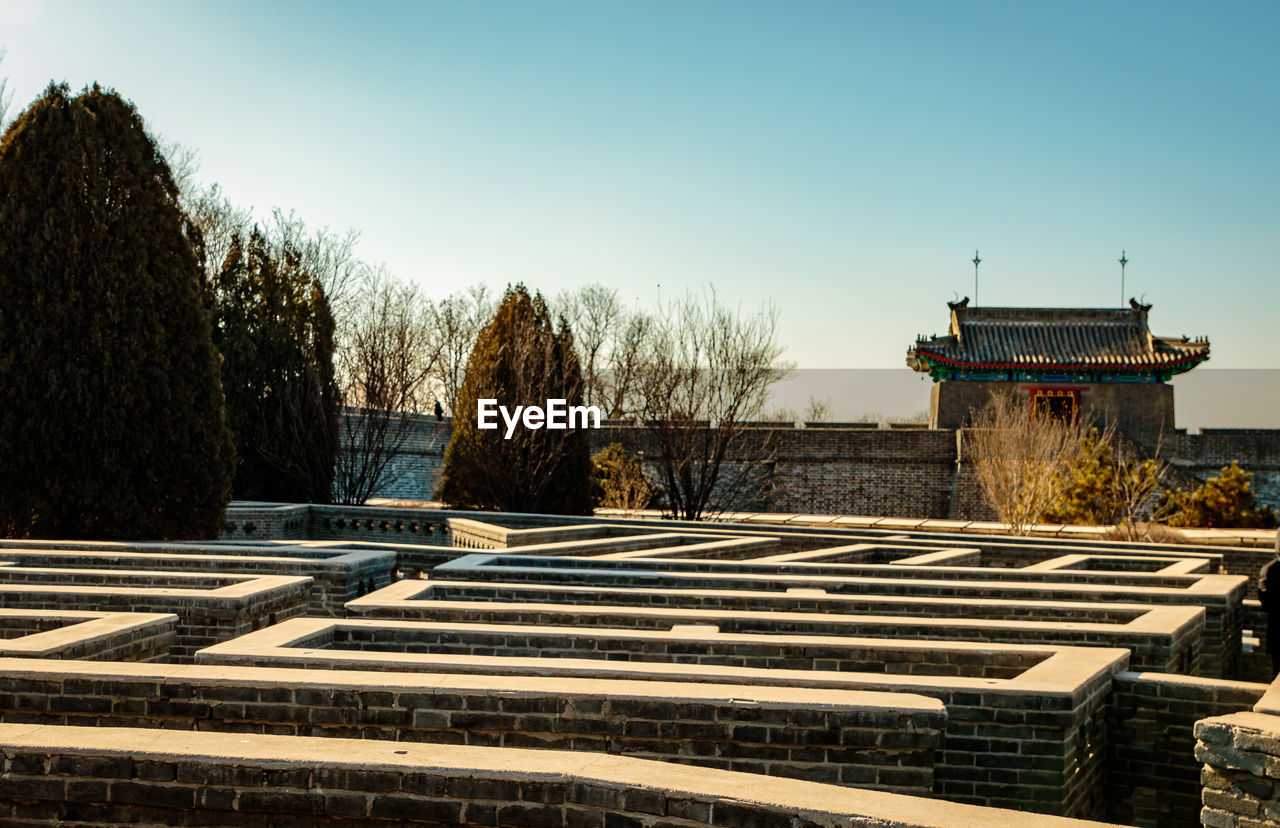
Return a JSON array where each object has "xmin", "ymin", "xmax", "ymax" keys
[{"xmin": 2, "ymin": 1, "xmax": 1278, "ymax": 403}]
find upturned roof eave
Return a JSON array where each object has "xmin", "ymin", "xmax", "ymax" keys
[{"xmin": 908, "ymin": 349, "xmax": 1210, "ymax": 375}]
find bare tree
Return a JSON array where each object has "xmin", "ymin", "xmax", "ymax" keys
[
  {"xmin": 966, "ymin": 389, "xmax": 1107, "ymax": 535},
  {"xmin": 269, "ymin": 208, "xmax": 362, "ymax": 322},
  {"xmin": 181, "ymin": 184, "xmax": 361, "ymax": 323},
  {"xmin": 1110, "ymin": 450, "xmax": 1169, "ymax": 540},
  {"xmin": 554, "ymin": 284, "xmax": 651, "ymax": 418},
  {"xmin": 765, "ymin": 396, "xmax": 832, "ymax": 425},
  {"xmin": 0, "ymin": 49, "xmax": 12, "ymax": 130},
  {"xmin": 154, "ymin": 136, "xmax": 201, "ymax": 199},
  {"xmin": 634, "ymin": 291, "xmax": 792, "ymax": 520},
  {"xmin": 333, "ymin": 271, "xmax": 443, "ymax": 504},
  {"xmin": 429, "ymin": 284, "xmax": 494, "ymax": 416},
  {"xmin": 182, "ymin": 183, "xmax": 252, "ymax": 289},
  {"xmin": 554, "ymin": 284, "xmax": 621, "ymax": 411}
]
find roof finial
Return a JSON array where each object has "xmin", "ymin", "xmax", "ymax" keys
[
  {"xmin": 972, "ymin": 250, "xmax": 982, "ymax": 306},
  {"xmin": 1118, "ymin": 250, "xmax": 1129, "ymax": 307}
]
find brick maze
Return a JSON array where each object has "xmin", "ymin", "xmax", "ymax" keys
[
  {"xmin": 0, "ymin": 504, "xmax": 1276, "ymax": 826},
  {"xmin": 0, "ymin": 539, "xmax": 396, "ymax": 615},
  {"xmin": 347, "ymin": 580, "xmax": 1204, "ymax": 672},
  {"xmin": 0, "ymin": 609, "xmax": 175, "ymax": 662},
  {"xmin": 0, "ymin": 565, "xmax": 311, "ymax": 659}
]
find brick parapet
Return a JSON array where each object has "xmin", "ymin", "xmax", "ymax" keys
[
  {"xmin": 0, "ymin": 723, "xmax": 1114, "ymax": 828},
  {"xmin": 0, "ymin": 658, "xmax": 945, "ymax": 796},
  {"xmin": 326, "ymin": 415, "xmax": 1280, "ymax": 513}
]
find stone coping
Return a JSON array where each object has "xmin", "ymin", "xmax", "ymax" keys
[
  {"xmin": 196, "ymin": 617, "xmax": 1129, "ymax": 696},
  {"xmin": 450, "ymin": 512, "xmax": 1237, "ymax": 558},
  {"xmin": 448, "ymin": 518, "xmax": 627, "ymax": 547},
  {"xmin": 345, "ymin": 581, "xmax": 1204, "ymax": 637},
  {"xmin": 632, "ymin": 542, "xmax": 1220, "ymax": 574},
  {"xmin": 592, "ymin": 507, "xmax": 1278, "ymax": 547},
  {"xmin": 564, "ymin": 536, "xmax": 780, "ymax": 560},
  {"xmin": 1250, "ymin": 676, "xmax": 1280, "ymax": 716},
  {"xmin": 0, "ymin": 565, "xmax": 312, "ymax": 599},
  {"xmin": 1116, "ymin": 670, "xmax": 1269, "ymax": 695},
  {"xmin": 0, "ymin": 723, "xmax": 1111, "ymax": 828},
  {"xmin": 0, "ymin": 609, "xmax": 177, "ymax": 658},
  {"xmin": 449, "ymin": 520, "xmax": 790, "ymax": 561},
  {"xmin": 1195, "ymin": 710, "xmax": 1280, "ymax": 753},
  {"xmin": 371, "ymin": 577, "xmax": 1184, "ymax": 622},
  {"xmin": 456, "ymin": 551, "xmax": 1237, "ymax": 590},
  {"xmin": 453, "ymin": 531, "xmax": 757, "ymax": 558},
  {"xmin": 0, "ymin": 538, "xmax": 392, "ymax": 566},
  {"xmin": 0, "ymin": 546, "xmax": 393, "ymax": 583},
  {"xmin": 0, "ymin": 655, "xmax": 946, "ymax": 713},
  {"xmin": 437, "ymin": 554, "xmax": 1246, "ymax": 601}
]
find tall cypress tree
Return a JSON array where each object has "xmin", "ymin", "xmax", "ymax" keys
[
  {"xmin": 0, "ymin": 83, "xmax": 234, "ymax": 538},
  {"xmin": 440, "ymin": 284, "xmax": 593, "ymax": 514},
  {"xmin": 209, "ymin": 228, "xmax": 338, "ymax": 503}
]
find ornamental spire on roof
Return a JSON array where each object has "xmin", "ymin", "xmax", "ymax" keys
[
  {"xmin": 1119, "ymin": 250, "xmax": 1129, "ymax": 307},
  {"xmin": 972, "ymin": 250, "xmax": 981, "ymax": 306}
]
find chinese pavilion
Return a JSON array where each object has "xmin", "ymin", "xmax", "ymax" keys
[{"xmin": 906, "ymin": 298, "xmax": 1210, "ymax": 445}]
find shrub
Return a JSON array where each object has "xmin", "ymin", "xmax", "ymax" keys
[
  {"xmin": 1044, "ymin": 429, "xmax": 1162, "ymax": 532},
  {"xmin": 591, "ymin": 443, "xmax": 655, "ymax": 511},
  {"xmin": 1163, "ymin": 462, "xmax": 1278, "ymax": 529}
]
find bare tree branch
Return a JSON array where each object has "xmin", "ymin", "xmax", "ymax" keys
[
  {"xmin": 966, "ymin": 388, "xmax": 1107, "ymax": 535},
  {"xmin": 333, "ymin": 271, "xmax": 443, "ymax": 504},
  {"xmin": 429, "ymin": 284, "xmax": 494, "ymax": 416},
  {"xmin": 634, "ymin": 290, "xmax": 792, "ymax": 520}
]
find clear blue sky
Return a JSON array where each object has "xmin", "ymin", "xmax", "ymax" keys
[{"xmin": 2, "ymin": 0, "xmax": 1278, "ymax": 371}]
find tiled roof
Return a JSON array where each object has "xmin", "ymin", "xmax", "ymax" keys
[{"xmin": 907, "ymin": 300, "xmax": 1209, "ymax": 373}]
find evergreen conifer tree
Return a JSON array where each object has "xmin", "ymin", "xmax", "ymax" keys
[
  {"xmin": 1165, "ymin": 462, "xmax": 1278, "ymax": 529},
  {"xmin": 209, "ymin": 229, "xmax": 338, "ymax": 503},
  {"xmin": 0, "ymin": 83, "xmax": 234, "ymax": 538},
  {"xmin": 440, "ymin": 285, "xmax": 593, "ymax": 514}
]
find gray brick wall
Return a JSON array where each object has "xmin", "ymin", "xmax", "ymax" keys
[{"xmin": 340, "ymin": 415, "xmax": 1280, "ymax": 515}]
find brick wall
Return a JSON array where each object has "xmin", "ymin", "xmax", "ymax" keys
[
  {"xmin": 202, "ymin": 619, "xmax": 1050, "ymax": 681},
  {"xmin": 438, "ymin": 553, "xmax": 1244, "ymax": 679},
  {"xmin": 1171, "ymin": 429, "xmax": 1280, "ymax": 512},
  {"xmin": 0, "ymin": 572, "xmax": 311, "ymax": 661},
  {"xmin": 0, "ymin": 659, "xmax": 944, "ymax": 795},
  {"xmin": 336, "ymin": 415, "xmax": 1280, "ymax": 516},
  {"xmin": 1104, "ymin": 672, "xmax": 1266, "ymax": 826},
  {"xmin": 0, "ymin": 612, "xmax": 175, "ymax": 663},
  {"xmin": 347, "ymin": 588, "xmax": 1201, "ymax": 673},
  {"xmin": 0, "ymin": 543, "xmax": 396, "ymax": 617},
  {"xmin": 0, "ymin": 723, "xmax": 1106, "ymax": 828}
]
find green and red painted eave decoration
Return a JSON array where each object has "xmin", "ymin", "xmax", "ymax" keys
[{"xmin": 910, "ymin": 350, "xmax": 1209, "ymax": 384}]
